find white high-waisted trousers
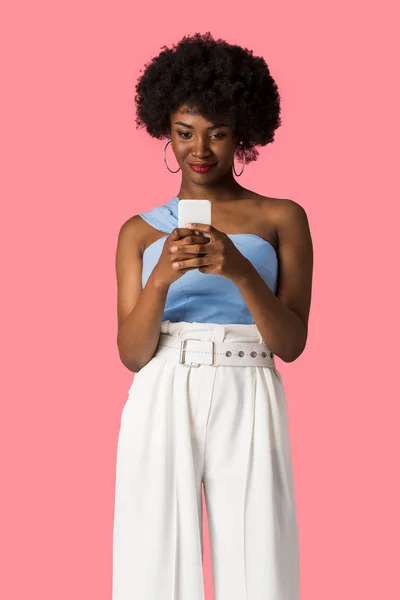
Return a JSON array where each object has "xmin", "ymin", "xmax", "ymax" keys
[{"xmin": 112, "ymin": 320, "xmax": 300, "ymax": 600}]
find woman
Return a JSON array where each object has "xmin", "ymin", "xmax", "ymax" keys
[{"xmin": 113, "ymin": 32, "xmax": 313, "ymax": 600}]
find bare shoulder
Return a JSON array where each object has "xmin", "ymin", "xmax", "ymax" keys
[
  {"xmin": 259, "ymin": 195, "xmax": 309, "ymax": 227},
  {"xmin": 278, "ymin": 197, "xmax": 308, "ymax": 222},
  {"xmin": 271, "ymin": 197, "xmax": 313, "ymax": 256},
  {"xmin": 116, "ymin": 214, "xmax": 149, "ymax": 254},
  {"xmin": 258, "ymin": 195, "xmax": 311, "ymax": 243}
]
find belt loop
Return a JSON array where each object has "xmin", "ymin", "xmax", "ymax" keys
[{"xmin": 211, "ymin": 324, "xmax": 225, "ymax": 342}]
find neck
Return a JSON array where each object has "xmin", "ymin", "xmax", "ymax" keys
[{"xmin": 177, "ymin": 170, "xmax": 247, "ymax": 204}]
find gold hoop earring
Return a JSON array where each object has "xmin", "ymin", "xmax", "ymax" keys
[
  {"xmin": 163, "ymin": 139, "xmax": 181, "ymax": 173},
  {"xmin": 232, "ymin": 141, "xmax": 246, "ymax": 177}
]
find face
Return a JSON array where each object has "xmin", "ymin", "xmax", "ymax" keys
[{"xmin": 169, "ymin": 104, "xmax": 240, "ymax": 180}]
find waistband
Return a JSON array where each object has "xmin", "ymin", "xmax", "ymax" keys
[{"xmin": 155, "ymin": 320, "xmax": 276, "ymax": 368}]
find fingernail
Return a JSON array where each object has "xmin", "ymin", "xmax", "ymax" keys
[{"xmin": 170, "ymin": 246, "xmax": 177, "ymax": 252}]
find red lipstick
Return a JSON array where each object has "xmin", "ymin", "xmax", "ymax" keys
[{"xmin": 188, "ymin": 163, "xmax": 216, "ymax": 173}]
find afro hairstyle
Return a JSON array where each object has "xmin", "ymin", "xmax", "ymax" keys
[{"xmin": 134, "ymin": 32, "xmax": 282, "ymax": 164}]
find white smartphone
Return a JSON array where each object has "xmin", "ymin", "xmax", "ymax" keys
[{"xmin": 177, "ymin": 199, "xmax": 212, "ymax": 238}]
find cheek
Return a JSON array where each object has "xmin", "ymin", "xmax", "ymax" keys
[
  {"xmin": 215, "ymin": 143, "xmax": 236, "ymax": 160},
  {"xmin": 216, "ymin": 154, "xmax": 234, "ymax": 170}
]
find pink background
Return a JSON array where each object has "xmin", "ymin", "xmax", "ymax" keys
[{"xmin": 1, "ymin": 1, "xmax": 399, "ymax": 598}]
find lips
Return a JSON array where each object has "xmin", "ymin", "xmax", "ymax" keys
[{"xmin": 188, "ymin": 162, "xmax": 216, "ymax": 172}]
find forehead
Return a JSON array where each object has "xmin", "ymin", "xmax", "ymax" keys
[{"xmin": 171, "ymin": 104, "xmax": 234, "ymax": 128}]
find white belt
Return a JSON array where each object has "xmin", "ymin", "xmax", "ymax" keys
[{"xmin": 155, "ymin": 332, "xmax": 276, "ymax": 368}]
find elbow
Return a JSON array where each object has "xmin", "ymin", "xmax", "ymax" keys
[
  {"xmin": 282, "ymin": 327, "xmax": 308, "ymax": 363},
  {"xmin": 282, "ymin": 348, "xmax": 304, "ymax": 363},
  {"xmin": 117, "ymin": 343, "xmax": 150, "ymax": 373},
  {"xmin": 117, "ymin": 331, "xmax": 141, "ymax": 373},
  {"xmin": 118, "ymin": 353, "xmax": 139, "ymax": 373},
  {"xmin": 117, "ymin": 343, "xmax": 140, "ymax": 373}
]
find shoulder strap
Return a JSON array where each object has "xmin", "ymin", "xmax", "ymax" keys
[{"xmin": 138, "ymin": 196, "xmax": 178, "ymax": 234}]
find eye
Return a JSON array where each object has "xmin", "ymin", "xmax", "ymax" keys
[
  {"xmin": 176, "ymin": 131, "xmax": 226, "ymax": 140},
  {"xmin": 177, "ymin": 131, "xmax": 191, "ymax": 139}
]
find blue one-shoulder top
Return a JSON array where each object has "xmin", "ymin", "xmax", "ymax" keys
[{"xmin": 139, "ymin": 196, "xmax": 278, "ymax": 324}]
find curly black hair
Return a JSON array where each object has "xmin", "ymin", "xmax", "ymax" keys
[{"xmin": 134, "ymin": 32, "xmax": 282, "ymax": 164}]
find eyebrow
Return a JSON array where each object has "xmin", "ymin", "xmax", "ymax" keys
[{"xmin": 174, "ymin": 121, "xmax": 228, "ymax": 129}]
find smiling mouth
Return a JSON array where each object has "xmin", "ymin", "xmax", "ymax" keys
[{"xmin": 188, "ymin": 163, "xmax": 216, "ymax": 172}]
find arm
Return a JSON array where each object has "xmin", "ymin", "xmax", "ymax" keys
[
  {"xmin": 115, "ymin": 216, "xmax": 170, "ymax": 373},
  {"xmin": 235, "ymin": 200, "xmax": 314, "ymax": 363}
]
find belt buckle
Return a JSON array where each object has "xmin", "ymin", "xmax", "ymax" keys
[{"xmin": 179, "ymin": 338, "xmax": 215, "ymax": 367}]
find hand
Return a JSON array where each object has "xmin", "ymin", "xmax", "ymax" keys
[
  {"xmin": 170, "ymin": 222, "xmax": 252, "ymax": 284},
  {"xmin": 152, "ymin": 227, "xmax": 210, "ymax": 288}
]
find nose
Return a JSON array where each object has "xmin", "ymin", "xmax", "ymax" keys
[{"xmin": 190, "ymin": 136, "xmax": 213, "ymax": 159}]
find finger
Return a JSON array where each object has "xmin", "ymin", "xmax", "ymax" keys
[
  {"xmin": 171, "ymin": 244, "xmax": 209, "ymax": 256},
  {"xmin": 169, "ymin": 236, "xmax": 211, "ymax": 255},
  {"xmin": 172, "ymin": 255, "xmax": 212, "ymax": 270},
  {"xmin": 170, "ymin": 227, "xmax": 195, "ymax": 240},
  {"xmin": 185, "ymin": 223, "xmax": 214, "ymax": 238},
  {"xmin": 179, "ymin": 227, "xmax": 198, "ymax": 237}
]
